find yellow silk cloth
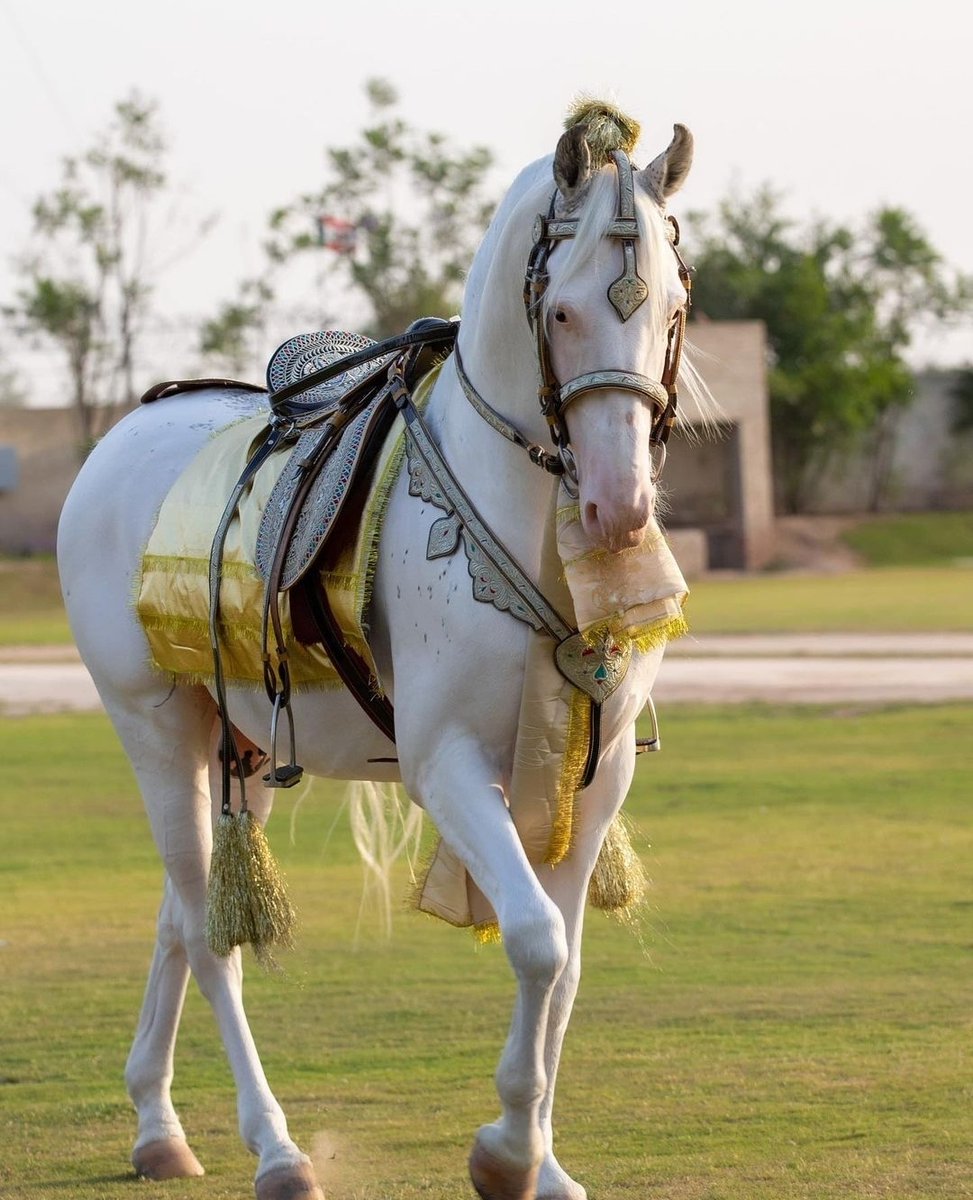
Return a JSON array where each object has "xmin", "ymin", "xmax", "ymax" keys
[
  {"xmin": 136, "ymin": 402, "xmax": 414, "ymax": 689},
  {"xmin": 415, "ymin": 488, "xmax": 689, "ymax": 932}
]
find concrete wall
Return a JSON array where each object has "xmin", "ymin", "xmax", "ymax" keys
[
  {"xmin": 804, "ymin": 370, "xmax": 973, "ymax": 513},
  {"xmin": 0, "ymin": 321, "xmax": 779, "ymax": 568},
  {"xmin": 0, "ymin": 407, "xmax": 83, "ymax": 554},
  {"xmin": 664, "ymin": 320, "xmax": 777, "ymax": 570},
  {"xmin": 0, "ymin": 321, "xmax": 778, "ymax": 566}
]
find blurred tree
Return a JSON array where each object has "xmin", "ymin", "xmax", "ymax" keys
[
  {"xmin": 270, "ymin": 77, "xmax": 495, "ymax": 337},
  {"xmin": 4, "ymin": 94, "xmax": 209, "ymax": 456},
  {"xmin": 204, "ymin": 77, "xmax": 496, "ymax": 362},
  {"xmin": 688, "ymin": 189, "xmax": 972, "ymax": 512},
  {"xmin": 198, "ymin": 280, "xmax": 274, "ymax": 378}
]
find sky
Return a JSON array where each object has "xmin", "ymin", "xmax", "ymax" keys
[{"xmin": 1, "ymin": 0, "xmax": 970, "ymax": 403}]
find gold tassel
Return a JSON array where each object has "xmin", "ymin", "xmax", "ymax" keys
[
  {"xmin": 206, "ymin": 811, "xmax": 295, "ymax": 963},
  {"xmin": 588, "ymin": 813, "xmax": 647, "ymax": 919},
  {"xmin": 473, "ymin": 920, "xmax": 502, "ymax": 946}
]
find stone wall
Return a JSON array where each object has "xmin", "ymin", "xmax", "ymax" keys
[
  {"xmin": 0, "ymin": 407, "xmax": 82, "ymax": 554},
  {"xmin": 803, "ymin": 370, "xmax": 973, "ymax": 514}
]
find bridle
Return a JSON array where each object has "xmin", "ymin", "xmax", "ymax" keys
[{"xmin": 455, "ymin": 148, "xmax": 693, "ymax": 489}]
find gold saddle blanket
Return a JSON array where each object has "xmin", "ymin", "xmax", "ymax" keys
[{"xmin": 136, "ymin": 410, "xmax": 409, "ymax": 689}]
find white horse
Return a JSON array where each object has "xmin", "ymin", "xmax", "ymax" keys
[{"xmin": 57, "ymin": 104, "xmax": 702, "ymax": 1200}]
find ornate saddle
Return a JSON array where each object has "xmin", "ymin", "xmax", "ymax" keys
[
  {"xmin": 141, "ymin": 320, "xmax": 459, "ymax": 790},
  {"xmin": 255, "ymin": 330, "xmax": 400, "ymax": 592}
]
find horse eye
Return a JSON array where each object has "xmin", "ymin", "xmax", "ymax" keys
[{"xmin": 554, "ymin": 310, "xmax": 568, "ymax": 324}]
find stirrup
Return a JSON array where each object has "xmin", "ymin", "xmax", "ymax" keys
[
  {"xmin": 635, "ymin": 696, "xmax": 661, "ymax": 754},
  {"xmin": 262, "ymin": 690, "xmax": 304, "ymax": 788}
]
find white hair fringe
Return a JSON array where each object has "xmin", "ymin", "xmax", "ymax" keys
[{"xmin": 346, "ymin": 781, "xmax": 423, "ymax": 940}]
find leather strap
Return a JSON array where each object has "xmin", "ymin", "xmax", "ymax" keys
[
  {"xmin": 453, "ymin": 344, "xmax": 565, "ymax": 476},
  {"xmin": 300, "ymin": 573, "xmax": 396, "ymax": 743},
  {"xmin": 141, "ymin": 377, "xmax": 266, "ymax": 404},
  {"xmin": 558, "ymin": 370, "xmax": 669, "ymax": 413}
]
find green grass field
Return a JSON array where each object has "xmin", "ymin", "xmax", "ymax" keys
[
  {"xmin": 3, "ymin": 547, "xmax": 973, "ymax": 646},
  {"xmin": 1, "ymin": 704, "xmax": 971, "ymax": 1199},
  {"xmin": 842, "ymin": 511, "xmax": 973, "ymax": 567},
  {"xmin": 686, "ymin": 565, "xmax": 973, "ymax": 633}
]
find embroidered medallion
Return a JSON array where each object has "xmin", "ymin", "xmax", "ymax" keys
[{"xmin": 554, "ymin": 629, "xmax": 632, "ymax": 703}]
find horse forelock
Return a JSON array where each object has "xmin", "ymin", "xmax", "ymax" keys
[{"xmin": 542, "ymin": 169, "xmax": 674, "ymax": 338}]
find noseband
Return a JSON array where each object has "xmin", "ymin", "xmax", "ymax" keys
[{"xmin": 456, "ymin": 149, "xmax": 692, "ymax": 487}]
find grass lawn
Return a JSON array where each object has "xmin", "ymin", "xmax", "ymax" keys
[
  {"xmin": 2, "ymin": 552, "xmax": 973, "ymax": 646},
  {"xmin": 842, "ymin": 511, "xmax": 973, "ymax": 567},
  {"xmin": 687, "ymin": 565, "xmax": 973, "ymax": 633},
  {"xmin": 0, "ymin": 556, "xmax": 71, "ymax": 646},
  {"xmin": 1, "ymin": 704, "xmax": 971, "ymax": 1199}
]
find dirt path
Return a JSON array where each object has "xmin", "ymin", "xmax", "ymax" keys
[{"xmin": 3, "ymin": 635, "xmax": 972, "ymax": 714}]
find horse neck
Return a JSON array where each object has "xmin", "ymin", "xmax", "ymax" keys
[{"xmin": 425, "ymin": 179, "xmax": 560, "ymax": 568}]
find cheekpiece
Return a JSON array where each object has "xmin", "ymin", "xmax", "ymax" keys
[{"xmin": 266, "ymin": 330, "xmax": 392, "ymax": 413}]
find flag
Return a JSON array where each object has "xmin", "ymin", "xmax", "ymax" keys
[{"xmin": 316, "ymin": 215, "xmax": 358, "ymax": 254}]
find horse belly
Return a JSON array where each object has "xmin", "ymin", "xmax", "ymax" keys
[{"xmin": 220, "ymin": 683, "xmax": 401, "ymax": 783}]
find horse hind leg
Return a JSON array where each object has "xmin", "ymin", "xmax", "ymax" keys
[
  {"xmin": 106, "ymin": 686, "xmax": 321, "ymax": 1199},
  {"xmin": 126, "ymin": 877, "xmax": 204, "ymax": 1179}
]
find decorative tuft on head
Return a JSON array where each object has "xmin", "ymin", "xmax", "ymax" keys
[{"xmin": 563, "ymin": 98, "xmax": 641, "ymax": 162}]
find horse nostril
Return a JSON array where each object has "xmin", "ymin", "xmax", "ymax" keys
[{"xmin": 582, "ymin": 501, "xmax": 600, "ymax": 535}]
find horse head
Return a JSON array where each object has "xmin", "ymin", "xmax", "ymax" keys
[{"xmin": 534, "ymin": 111, "xmax": 695, "ymax": 551}]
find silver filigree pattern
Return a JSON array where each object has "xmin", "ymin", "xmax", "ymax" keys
[
  {"xmin": 403, "ymin": 425, "xmax": 569, "ymax": 639},
  {"xmin": 267, "ymin": 330, "xmax": 394, "ymax": 413},
  {"xmin": 462, "ymin": 534, "xmax": 547, "ymax": 632},
  {"xmin": 256, "ymin": 399, "xmax": 377, "ymax": 588}
]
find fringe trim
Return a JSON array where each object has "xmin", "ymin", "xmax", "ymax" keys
[
  {"xmin": 629, "ymin": 612, "xmax": 689, "ymax": 652},
  {"xmin": 544, "ymin": 688, "xmax": 592, "ymax": 866},
  {"xmin": 587, "ymin": 812, "xmax": 647, "ymax": 919},
  {"xmin": 357, "ymin": 426, "xmax": 410, "ymax": 625},
  {"xmin": 543, "ymin": 611, "xmax": 688, "ymax": 870},
  {"xmin": 142, "ymin": 552, "xmax": 258, "ymax": 581},
  {"xmin": 473, "ymin": 921, "xmax": 502, "ymax": 945}
]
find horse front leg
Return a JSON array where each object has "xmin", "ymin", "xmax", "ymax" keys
[
  {"xmin": 410, "ymin": 734, "xmax": 569, "ymax": 1200},
  {"xmin": 533, "ymin": 744, "xmax": 639, "ymax": 1200}
]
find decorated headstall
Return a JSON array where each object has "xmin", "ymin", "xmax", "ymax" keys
[{"xmin": 521, "ymin": 148, "xmax": 693, "ymax": 480}]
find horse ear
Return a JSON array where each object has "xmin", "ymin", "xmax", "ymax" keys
[
  {"xmin": 553, "ymin": 124, "xmax": 594, "ymax": 204},
  {"xmin": 642, "ymin": 124, "xmax": 694, "ymax": 200}
]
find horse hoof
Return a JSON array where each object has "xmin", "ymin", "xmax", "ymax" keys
[
  {"xmin": 469, "ymin": 1139, "xmax": 539, "ymax": 1200},
  {"xmin": 255, "ymin": 1161, "xmax": 325, "ymax": 1200},
  {"xmin": 132, "ymin": 1137, "xmax": 205, "ymax": 1180},
  {"xmin": 537, "ymin": 1177, "xmax": 586, "ymax": 1200}
]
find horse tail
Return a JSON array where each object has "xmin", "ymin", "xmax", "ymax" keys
[{"xmin": 346, "ymin": 781, "xmax": 423, "ymax": 939}]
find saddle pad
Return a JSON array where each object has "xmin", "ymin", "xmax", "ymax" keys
[{"xmin": 136, "ymin": 410, "xmax": 411, "ymax": 689}]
